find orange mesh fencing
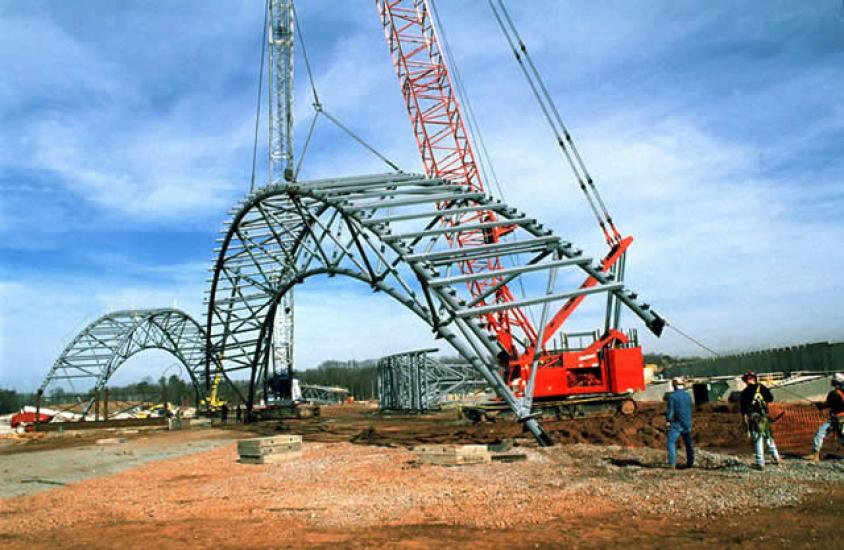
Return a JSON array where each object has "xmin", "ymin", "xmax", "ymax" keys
[{"xmin": 768, "ymin": 403, "xmax": 825, "ymax": 455}]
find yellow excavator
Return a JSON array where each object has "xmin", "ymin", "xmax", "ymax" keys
[{"xmin": 199, "ymin": 370, "xmax": 226, "ymax": 411}]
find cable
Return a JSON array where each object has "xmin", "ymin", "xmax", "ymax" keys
[
  {"xmin": 249, "ymin": 0, "xmax": 270, "ymax": 194},
  {"xmin": 428, "ymin": 0, "xmax": 505, "ymax": 201},
  {"xmin": 294, "ymin": 110, "xmax": 319, "ymax": 180},
  {"xmin": 428, "ymin": 0, "xmax": 534, "ymax": 320},
  {"xmin": 665, "ymin": 323, "xmax": 721, "ymax": 357},
  {"xmin": 288, "ymin": 3, "xmax": 401, "ymax": 175},
  {"xmin": 319, "ymin": 108, "xmax": 401, "ymax": 172},
  {"xmin": 292, "ymin": 2, "xmax": 320, "ymax": 107},
  {"xmin": 487, "ymin": 0, "xmax": 620, "ymax": 244}
]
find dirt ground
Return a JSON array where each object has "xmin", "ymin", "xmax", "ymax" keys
[{"xmin": 1, "ymin": 404, "xmax": 842, "ymax": 549}]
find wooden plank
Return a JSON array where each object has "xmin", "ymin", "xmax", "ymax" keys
[
  {"xmin": 413, "ymin": 444, "xmax": 492, "ymax": 465},
  {"xmin": 415, "ymin": 454, "xmax": 491, "ymax": 466},
  {"xmin": 238, "ymin": 451, "xmax": 301, "ymax": 465},
  {"xmin": 237, "ymin": 435, "xmax": 302, "ymax": 454},
  {"xmin": 238, "ymin": 442, "xmax": 302, "ymax": 457},
  {"xmin": 412, "ymin": 444, "xmax": 488, "ymax": 456}
]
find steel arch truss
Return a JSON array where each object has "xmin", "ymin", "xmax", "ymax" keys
[
  {"xmin": 40, "ymin": 309, "xmax": 208, "ymax": 413},
  {"xmin": 207, "ymin": 172, "xmax": 663, "ymax": 442},
  {"xmin": 377, "ymin": 348, "xmax": 487, "ymax": 411}
]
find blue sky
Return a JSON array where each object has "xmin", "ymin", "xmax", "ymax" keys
[{"xmin": 1, "ymin": 1, "xmax": 843, "ymax": 391}]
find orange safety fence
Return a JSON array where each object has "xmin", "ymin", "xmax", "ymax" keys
[{"xmin": 768, "ymin": 403, "xmax": 825, "ymax": 455}]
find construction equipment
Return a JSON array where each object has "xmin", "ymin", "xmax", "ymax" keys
[
  {"xmin": 198, "ymin": 370, "xmax": 226, "ymax": 411},
  {"xmin": 207, "ymin": 2, "xmax": 665, "ymax": 445},
  {"xmin": 375, "ymin": 0, "xmax": 663, "ymax": 413}
]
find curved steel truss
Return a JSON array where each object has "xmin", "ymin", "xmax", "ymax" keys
[
  {"xmin": 39, "ymin": 308, "xmax": 207, "ymax": 413},
  {"xmin": 207, "ymin": 172, "xmax": 664, "ymax": 442},
  {"xmin": 377, "ymin": 348, "xmax": 488, "ymax": 411}
]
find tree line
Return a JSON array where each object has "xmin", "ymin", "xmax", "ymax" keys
[{"xmin": 0, "ymin": 353, "xmax": 688, "ymax": 414}]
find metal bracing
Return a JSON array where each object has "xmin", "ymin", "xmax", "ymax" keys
[
  {"xmin": 39, "ymin": 309, "xmax": 208, "ymax": 415},
  {"xmin": 300, "ymin": 384, "xmax": 350, "ymax": 404},
  {"xmin": 206, "ymin": 172, "xmax": 664, "ymax": 444},
  {"xmin": 377, "ymin": 348, "xmax": 487, "ymax": 411}
]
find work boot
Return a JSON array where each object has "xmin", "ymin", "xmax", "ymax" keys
[
  {"xmin": 750, "ymin": 463, "xmax": 764, "ymax": 471},
  {"xmin": 803, "ymin": 451, "xmax": 820, "ymax": 462}
]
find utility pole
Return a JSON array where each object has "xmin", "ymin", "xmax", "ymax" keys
[{"xmin": 268, "ymin": 0, "xmax": 296, "ymax": 394}]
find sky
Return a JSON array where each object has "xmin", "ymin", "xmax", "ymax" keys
[{"xmin": 1, "ymin": 0, "xmax": 843, "ymax": 391}]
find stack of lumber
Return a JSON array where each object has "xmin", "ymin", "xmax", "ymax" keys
[
  {"xmin": 237, "ymin": 435, "xmax": 302, "ymax": 464},
  {"xmin": 412, "ymin": 444, "xmax": 491, "ymax": 466}
]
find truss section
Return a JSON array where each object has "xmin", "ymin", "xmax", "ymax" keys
[
  {"xmin": 377, "ymin": 348, "xmax": 487, "ymax": 411},
  {"xmin": 39, "ymin": 308, "xmax": 208, "ymax": 415},
  {"xmin": 206, "ymin": 172, "xmax": 663, "ymax": 444},
  {"xmin": 300, "ymin": 384, "xmax": 350, "ymax": 404}
]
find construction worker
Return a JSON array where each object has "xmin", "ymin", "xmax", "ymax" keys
[
  {"xmin": 220, "ymin": 403, "xmax": 229, "ymax": 425},
  {"xmin": 665, "ymin": 377, "xmax": 694, "ymax": 469},
  {"xmin": 805, "ymin": 372, "xmax": 844, "ymax": 461},
  {"xmin": 739, "ymin": 371, "xmax": 781, "ymax": 469}
]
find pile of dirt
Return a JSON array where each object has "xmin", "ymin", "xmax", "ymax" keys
[{"xmin": 251, "ymin": 402, "xmax": 753, "ymax": 452}]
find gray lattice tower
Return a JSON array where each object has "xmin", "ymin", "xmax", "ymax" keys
[
  {"xmin": 377, "ymin": 348, "xmax": 488, "ymax": 411},
  {"xmin": 266, "ymin": 0, "xmax": 296, "ymax": 387}
]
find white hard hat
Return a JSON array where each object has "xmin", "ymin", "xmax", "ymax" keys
[
  {"xmin": 672, "ymin": 377, "xmax": 684, "ymax": 387},
  {"xmin": 832, "ymin": 372, "xmax": 844, "ymax": 385}
]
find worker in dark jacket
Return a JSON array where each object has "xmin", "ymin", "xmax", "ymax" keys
[
  {"xmin": 665, "ymin": 377, "xmax": 694, "ymax": 469},
  {"xmin": 740, "ymin": 371, "xmax": 780, "ymax": 469},
  {"xmin": 806, "ymin": 373, "xmax": 844, "ymax": 461}
]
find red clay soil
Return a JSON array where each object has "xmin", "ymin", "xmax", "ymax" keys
[
  {"xmin": 242, "ymin": 402, "xmax": 753, "ymax": 452},
  {"xmin": 0, "ymin": 438, "xmax": 840, "ymax": 549},
  {"xmin": 1, "ymin": 404, "xmax": 841, "ymax": 549}
]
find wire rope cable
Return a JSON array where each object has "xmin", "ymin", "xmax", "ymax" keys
[
  {"xmin": 249, "ymin": 0, "xmax": 270, "ymax": 193},
  {"xmin": 487, "ymin": 0, "xmax": 620, "ymax": 244}
]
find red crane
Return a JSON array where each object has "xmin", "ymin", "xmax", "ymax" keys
[{"xmin": 376, "ymin": 0, "xmax": 647, "ymax": 406}]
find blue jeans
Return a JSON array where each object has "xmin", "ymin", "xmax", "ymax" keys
[
  {"xmin": 667, "ymin": 425, "xmax": 694, "ymax": 467},
  {"xmin": 751, "ymin": 429, "xmax": 780, "ymax": 466},
  {"xmin": 813, "ymin": 419, "xmax": 840, "ymax": 452}
]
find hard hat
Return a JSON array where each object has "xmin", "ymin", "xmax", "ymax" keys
[
  {"xmin": 671, "ymin": 377, "xmax": 684, "ymax": 387},
  {"xmin": 741, "ymin": 370, "xmax": 756, "ymax": 382},
  {"xmin": 832, "ymin": 372, "xmax": 844, "ymax": 385}
]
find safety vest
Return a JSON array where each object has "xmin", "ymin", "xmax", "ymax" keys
[{"xmin": 751, "ymin": 384, "xmax": 768, "ymax": 416}]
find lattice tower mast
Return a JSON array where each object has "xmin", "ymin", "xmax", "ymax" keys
[{"xmin": 269, "ymin": 0, "xmax": 295, "ymax": 383}]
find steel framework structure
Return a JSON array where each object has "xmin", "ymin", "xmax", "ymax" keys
[
  {"xmin": 266, "ymin": 0, "xmax": 296, "ymax": 386},
  {"xmin": 377, "ymin": 348, "xmax": 487, "ymax": 411},
  {"xmin": 300, "ymin": 384, "xmax": 350, "ymax": 404},
  {"xmin": 205, "ymin": 172, "xmax": 663, "ymax": 443},
  {"xmin": 39, "ymin": 309, "xmax": 208, "ymax": 414}
]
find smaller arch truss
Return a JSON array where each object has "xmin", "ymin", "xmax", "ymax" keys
[
  {"xmin": 40, "ymin": 308, "xmax": 207, "ymax": 414},
  {"xmin": 377, "ymin": 348, "xmax": 488, "ymax": 411}
]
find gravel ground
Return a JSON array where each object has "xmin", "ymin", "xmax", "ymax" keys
[
  {"xmin": 1, "ymin": 438, "xmax": 841, "ymax": 541},
  {"xmin": 0, "ymin": 430, "xmax": 237, "ymax": 498}
]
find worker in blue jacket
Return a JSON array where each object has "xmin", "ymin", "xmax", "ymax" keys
[{"xmin": 665, "ymin": 377, "xmax": 695, "ymax": 469}]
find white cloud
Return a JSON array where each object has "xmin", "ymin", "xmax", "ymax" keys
[{"xmin": 1, "ymin": 1, "xmax": 842, "ymax": 394}]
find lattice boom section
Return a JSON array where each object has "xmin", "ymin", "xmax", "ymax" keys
[{"xmin": 377, "ymin": 348, "xmax": 487, "ymax": 411}]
